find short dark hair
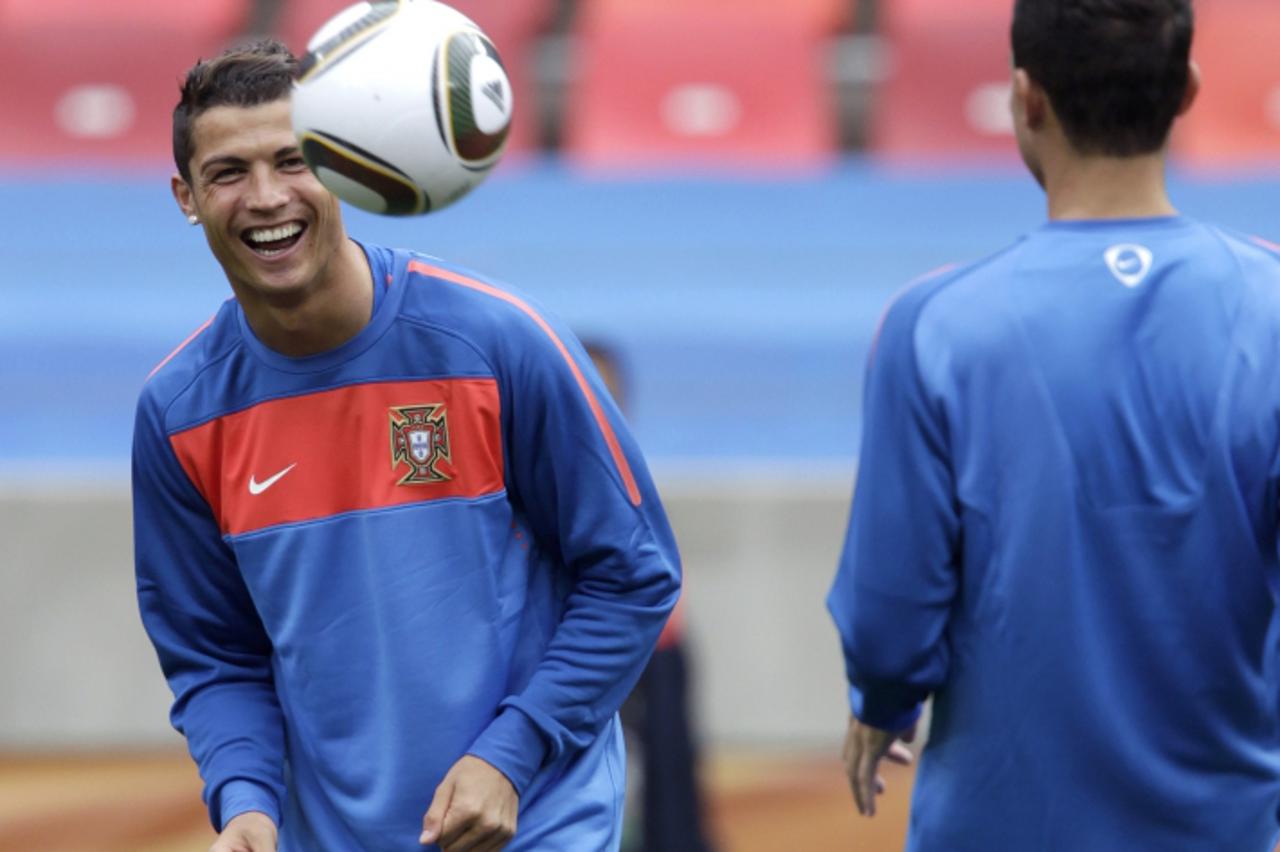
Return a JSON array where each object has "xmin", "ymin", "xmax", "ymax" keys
[
  {"xmin": 172, "ymin": 38, "xmax": 299, "ymax": 182},
  {"xmin": 1011, "ymin": 0, "xmax": 1193, "ymax": 156}
]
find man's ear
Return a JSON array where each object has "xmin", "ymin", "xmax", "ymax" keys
[
  {"xmin": 1177, "ymin": 59, "xmax": 1201, "ymax": 117},
  {"xmin": 1012, "ymin": 68, "xmax": 1048, "ymax": 131},
  {"xmin": 172, "ymin": 173, "xmax": 197, "ymax": 221}
]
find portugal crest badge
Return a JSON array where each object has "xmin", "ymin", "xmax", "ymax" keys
[{"xmin": 389, "ymin": 404, "xmax": 452, "ymax": 485}]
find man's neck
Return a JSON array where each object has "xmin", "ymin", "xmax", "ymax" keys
[
  {"xmin": 242, "ymin": 239, "xmax": 374, "ymax": 358},
  {"xmin": 1044, "ymin": 150, "xmax": 1177, "ymax": 221}
]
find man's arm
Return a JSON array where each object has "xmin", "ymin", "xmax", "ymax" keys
[
  {"xmin": 132, "ymin": 393, "xmax": 286, "ymax": 836},
  {"xmin": 427, "ymin": 300, "xmax": 680, "ymax": 825},
  {"xmin": 827, "ymin": 283, "xmax": 961, "ymax": 808},
  {"xmin": 210, "ymin": 811, "xmax": 278, "ymax": 852},
  {"xmin": 841, "ymin": 715, "xmax": 915, "ymax": 817},
  {"xmin": 419, "ymin": 756, "xmax": 519, "ymax": 850}
]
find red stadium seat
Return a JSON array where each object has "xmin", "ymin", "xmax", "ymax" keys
[
  {"xmin": 877, "ymin": 0, "xmax": 1010, "ymax": 26},
  {"xmin": 276, "ymin": 0, "xmax": 555, "ymax": 157},
  {"xmin": 575, "ymin": 0, "xmax": 853, "ymax": 36},
  {"xmin": 1173, "ymin": 0, "xmax": 1280, "ymax": 169},
  {"xmin": 1, "ymin": 0, "xmax": 246, "ymax": 31},
  {"xmin": 0, "ymin": 0, "xmax": 250, "ymax": 167},
  {"xmin": 867, "ymin": 0, "xmax": 1019, "ymax": 163},
  {"xmin": 563, "ymin": 4, "xmax": 838, "ymax": 171}
]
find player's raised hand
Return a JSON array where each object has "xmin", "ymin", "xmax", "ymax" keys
[
  {"xmin": 842, "ymin": 714, "xmax": 915, "ymax": 818},
  {"xmin": 420, "ymin": 755, "xmax": 519, "ymax": 851},
  {"xmin": 209, "ymin": 811, "xmax": 277, "ymax": 852}
]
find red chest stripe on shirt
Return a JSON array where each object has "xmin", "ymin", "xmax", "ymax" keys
[
  {"xmin": 407, "ymin": 260, "xmax": 643, "ymax": 507},
  {"xmin": 169, "ymin": 379, "xmax": 505, "ymax": 536}
]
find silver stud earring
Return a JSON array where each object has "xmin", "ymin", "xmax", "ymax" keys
[{"xmin": 187, "ymin": 214, "xmax": 199, "ymax": 225}]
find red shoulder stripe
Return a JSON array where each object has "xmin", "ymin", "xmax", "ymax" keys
[
  {"xmin": 1250, "ymin": 235, "xmax": 1280, "ymax": 255},
  {"xmin": 407, "ymin": 260, "xmax": 643, "ymax": 507},
  {"xmin": 870, "ymin": 262, "xmax": 958, "ymax": 359},
  {"xmin": 147, "ymin": 313, "xmax": 217, "ymax": 380}
]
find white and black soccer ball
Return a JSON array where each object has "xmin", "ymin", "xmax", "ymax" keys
[{"xmin": 291, "ymin": 0, "xmax": 513, "ymax": 216}]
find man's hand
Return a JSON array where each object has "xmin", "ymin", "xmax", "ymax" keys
[
  {"xmin": 209, "ymin": 811, "xmax": 277, "ymax": 852},
  {"xmin": 842, "ymin": 714, "xmax": 915, "ymax": 817},
  {"xmin": 420, "ymin": 755, "xmax": 519, "ymax": 851}
]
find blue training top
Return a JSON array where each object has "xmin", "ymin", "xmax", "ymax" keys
[
  {"xmin": 829, "ymin": 216, "xmax": 1280, "ymax": 850},
  {"xmin": 133, "ymin": 243, "xmax": 681, "ymax": 851}
]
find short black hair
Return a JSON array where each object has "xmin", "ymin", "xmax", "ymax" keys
[
  {"xmin": 1011, "ymin": 0, "xmax": 1193, "ymax": 156},
  {"xmin": 172, "ymin": 38, "xmax": 299, "ymax": 182}
]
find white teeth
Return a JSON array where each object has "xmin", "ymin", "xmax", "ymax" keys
[{"xmin": 246, "ymin": 222, "xmax": 303, "ymax": 244}]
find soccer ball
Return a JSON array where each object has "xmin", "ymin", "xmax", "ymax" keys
[{"xmin": 291, "ymin": 0, "xmax": 513, "ymax": 216}]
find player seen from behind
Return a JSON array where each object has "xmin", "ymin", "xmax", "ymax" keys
[{"xmin": 829, "ymin": 0, "xmax": 1280, "ymax": 848}]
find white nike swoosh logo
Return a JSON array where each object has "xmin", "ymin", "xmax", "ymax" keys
[{"xmin": 248, "ymin": 463, "xmax": 297, "ymax": 495}]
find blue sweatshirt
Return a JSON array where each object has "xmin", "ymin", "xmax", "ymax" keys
[
  {"xmin": 133, "ymin": 243, "xmax": 681, "ymax": 851},
  {"xmin": 829, "ymin": 218, "xmax": 1280, "ymax": 850}
]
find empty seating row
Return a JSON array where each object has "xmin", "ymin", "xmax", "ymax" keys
[{"xmin": 0, "ymin": 0, "xmax": 1274, "ymax": 170}]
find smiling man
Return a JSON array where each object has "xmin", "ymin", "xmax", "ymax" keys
[{"xmin": 133, "ymin": 39, "xmax": 680, "ymax": 852}]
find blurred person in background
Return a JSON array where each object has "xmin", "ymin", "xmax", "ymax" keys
[
  {"xmin": 828, "ymin": 0, "xmax": 1280, "ymax": 848},
  {"xmin": 583, "ymin": 339, "xmax": 716, "ymax": 852},
  {"xmin": 132, "ymin": 39, "xmax": 680, "ymax": 852}
]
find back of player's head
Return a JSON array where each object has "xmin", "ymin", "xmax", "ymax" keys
[
  {"xmin": 172, "ymin": 38, "xmax": 299, "ymax": 182},
  {"xmin": 1011, "ymin": 0, "xmax": 1193, "ymax": 156}
]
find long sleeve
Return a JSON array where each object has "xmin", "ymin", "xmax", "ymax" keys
[
  {"xmin": 464, "ymin": 314, "xmax": 682, "ymax": 794},
  {"xmin": 827, "ymin": 285, "xmax": 960, "ymax": 731},
  {"xmin": 132, "ymin": 391, "xmax": 286, "ymax": 830}
]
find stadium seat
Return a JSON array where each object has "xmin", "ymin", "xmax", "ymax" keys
[
  {"xmin": 1172, "ymin": 0, "xmax": 1280, "ymax": 169},
  {"xmin": 563, "ymin": 4, "xmax": 838, "ymax": 171},
  {"xmin": 575, "ymin": 0, "xmax": 852, "ymax": 36},
  {"xmin": 875, "ymin": 0, "xmax": 1010, "ymax": 26},
  {"xmin": 867, "ymin": 0, "xmax": 1020, "ymax": 162},
  {"xmin": 0, "ymin": 0, "xmax": 246, "ymax": 31},
  {"xmin": 0, "ymin": 0, "xmax": 250, "ymax": 166},
  {"xmin": 276, "ymin": 0, "xmax": 555, "ymax": 156}
]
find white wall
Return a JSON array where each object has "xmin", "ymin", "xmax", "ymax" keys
[
  {"xmin": 662, "ymin": 481, "xmax": 854, "ymax": 748},
  {"xmin": 1, "ymin": 492, "xmax": 181, "ymax": 747},
  {"xmin": 0, "ymin": 479, "xmax": 856, "ymax": 751}
]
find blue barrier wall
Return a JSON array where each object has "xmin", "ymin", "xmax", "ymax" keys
[{"xmin": 2, "ymin": 160, "xmax": 1276, "ymax": 483}]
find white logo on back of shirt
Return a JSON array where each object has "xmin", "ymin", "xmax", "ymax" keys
[
  {"xmin": 248, "ymin": 463, "xmax": 297, "ymax": 495},
  {"xmin": 1104, "ymin": 243, "xmax": 1154, "ymax": 288}
]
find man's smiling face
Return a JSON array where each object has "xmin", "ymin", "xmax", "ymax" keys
[{"xmin": 173, "ymin": 98, "xmax": 346, "ymax": 308}]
